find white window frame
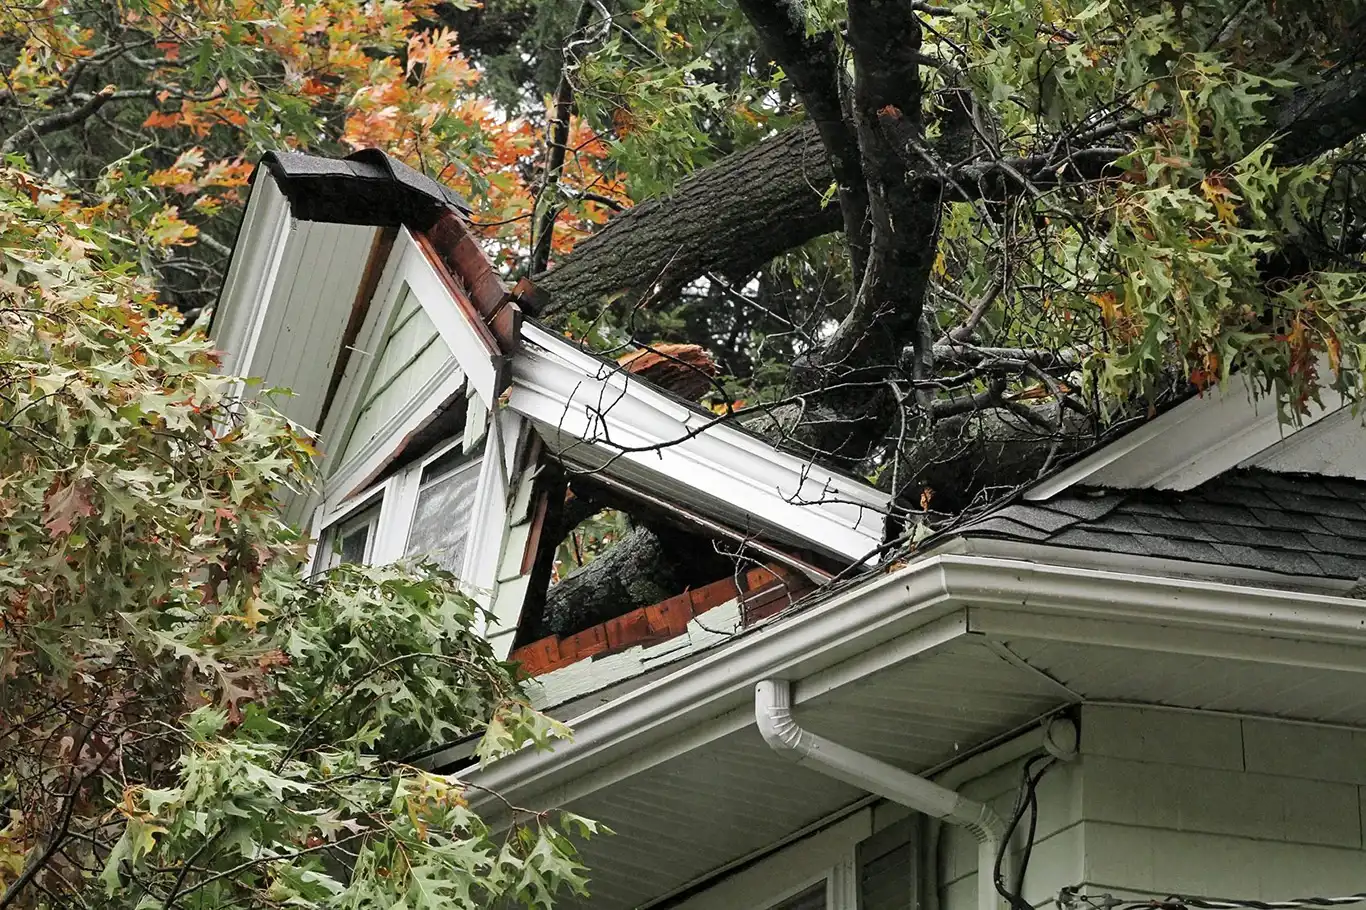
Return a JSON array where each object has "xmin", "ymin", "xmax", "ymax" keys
[
  {"xmin": 315, "ymin": 496, "xmax": 383, "ymax": 571},
  {"xmin": 306, "ymin": 405, "xmax": 519, "ymax": 625}
]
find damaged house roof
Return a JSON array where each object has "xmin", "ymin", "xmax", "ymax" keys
[{"xmin": 954, "ymin": 468, "xmax": 1366, "ymax": 582}]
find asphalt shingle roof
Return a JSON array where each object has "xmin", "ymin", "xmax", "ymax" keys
[{"xmin": 958, "ymin": 469, "xmax": 1366, "ymax": 581}]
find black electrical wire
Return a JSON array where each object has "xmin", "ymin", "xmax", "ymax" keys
[
  {"xmin": 1061, "ymin": 888, "xmax": 1366, "ymax": 910},
  {"xmin": 994, "ymin": 753, "xmax": 1056, "ymax": 910},
  {"xmin": 1126, "ymin": 897, "xmax": 1366, "ymax": 910}
]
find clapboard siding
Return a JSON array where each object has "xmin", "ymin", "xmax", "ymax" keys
[
  {"xmin": 339, "ymin": 287, "xmax": 452, "ymax": 466},
  {"xmin": 940, "ymin": 706, "xmax": 1366, "ymax": 910}
]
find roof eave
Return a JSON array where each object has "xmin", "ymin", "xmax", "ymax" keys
[{"xmin": 458, "ymin": 551, "xmax": 1366, "ymax": 814}]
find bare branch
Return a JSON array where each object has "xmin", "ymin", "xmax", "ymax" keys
[{"xmin": 1, "ymin": 84, "xmax": 116, "ymax": 155}]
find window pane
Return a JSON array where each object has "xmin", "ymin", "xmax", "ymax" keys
[
  {"xmin": 767, "ymin": 882, "xmax": 826, "ymax": 910},
  {"xmin": 320, "ymin": 501, "xmax": 380, "ymax": 571},
  {"xmin": 405, "ymin": 459, "xmax": 481, "ymax": 576},
  {"xmin": 338, "ymin": 522, "xmax": 372, "ymax": 565}
]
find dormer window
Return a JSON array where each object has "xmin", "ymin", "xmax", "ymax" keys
[
  {"xmin": 213, "ymin": 150, "xmax": 889, "ymax": 663},
  {"xmin": 311, "ymin": 435, "xmax": 489, "ymax": 585}
]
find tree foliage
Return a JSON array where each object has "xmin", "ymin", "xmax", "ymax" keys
[
  {"xmin": 8, "ymin": 1, "xmax": 1366, "ymax": 896},
  {"xmin": 0, "ymin": 0, "xmax": 623, "ymax": 311},
  {"xmin": 526, "ymin": 0, "xmax": 1366, "ymax": 517},
  {"xmin": 0, "ymin": 164, "xmax": 594, "ymax": 907}
]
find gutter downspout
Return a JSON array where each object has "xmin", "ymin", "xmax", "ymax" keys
[{"xmin": 755, "ymin": 680, "xmax": 1007, "ymax": 910}]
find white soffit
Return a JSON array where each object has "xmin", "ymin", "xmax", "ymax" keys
[
  {"xmin": 464, "ymin": 553, "xmax": 1366, "ymax": 825},
  {"xmin": 506, "ymin": 323, "xmax": 891, "ymax": 564},
  {"xmin": 211, "ymin": 171, "xmax": 380, "ymax": 433},
  {"xmin": 1240, "ymin": 404, "xmax": 1366, "ymax": 479},
  {"xmin": 1025, "ymin": 370, "xmax": 1347, "ymax": 500}
]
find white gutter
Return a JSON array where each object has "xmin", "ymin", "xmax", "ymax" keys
[
  {"xmin": 755, "ymin": 679, "xmax": 1007, "ymax": 910},
  {"xmin": 464, "ymin": 554, "xmax": 1366, "ymax": 812}
]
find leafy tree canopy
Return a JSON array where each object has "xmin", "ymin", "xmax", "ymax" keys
[
  {"xmin": 0, "ymin": 148, "xmax": 592, "ymax": 910},
  {"xmin": 6, "ymin": 0, "xmax": 1366, "ymax": 898}
]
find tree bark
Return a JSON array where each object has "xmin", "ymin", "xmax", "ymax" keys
[
  {"xmin": 532, "ymin": 121, "xmax": 839, "ymax": 316},
  {"xmin": 532, "ymin": 522, "xmax": 736, "ymax": 639}
]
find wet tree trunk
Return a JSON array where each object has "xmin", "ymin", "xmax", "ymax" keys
[{"xmin": 531, "ymin": 122, "xmax": 839, "ymax": 316}]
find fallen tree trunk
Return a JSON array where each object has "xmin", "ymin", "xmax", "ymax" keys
[
  {"xmin": 525, "ymin": 57, "xmax": 1366, "ymax": 638},
  {"xmin": 531, "ymin": 522, "xmax": 736, "ymax": 639},
  {"xmin": 531, "ymin": 121, "xmax": 840, "ymax": 316}
]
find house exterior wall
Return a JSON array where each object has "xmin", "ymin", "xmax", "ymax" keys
[
  {"xmin": 339, "ymin": 287, "xmax": 451, "ymax": 466},
  {"xmin": 941, "ymin": 705, "xmax": 1366, "ymax": 910}
]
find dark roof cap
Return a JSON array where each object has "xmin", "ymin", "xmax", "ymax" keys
[{"xmin": 260, "ymin": 148, "xmax": 470, "ymax": 229}]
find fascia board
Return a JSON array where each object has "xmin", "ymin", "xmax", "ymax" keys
[
  {"xmin": 508, "ymin": 325, "xmax": 889, "ymax": 563},
  {"xmin": 1026, "ymin": 370, "xmax": 1345, "ymax": 500},
  {"xmin": 405, "ymin": 232, "xmax": 503, "ymax": 405},
  {"xmin": 463, "ymin": 552, "xmax": 1366, "ymax": 812}
]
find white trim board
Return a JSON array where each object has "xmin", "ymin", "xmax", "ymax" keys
[
  {"xmin": 212, "ymin": 172, "xmax": 292, "ymax": 377},
  {"xmin": 506, "ymin": 323, "xmax": 891, "ymax": 565},
  {"xmin": 1240, "ymin": 403, "xmax": 1366, "ymax": 479},
  {"xmin": 1025, "ymin": 369, "xmax": 1347, "ymax": 499}
]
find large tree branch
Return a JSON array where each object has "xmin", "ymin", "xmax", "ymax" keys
[
  {"xmin": 796, "ymin": 0, "xmax": 941, "ymax": 463},
  {"xmin": 533, "ymin": 121, "xmax": 841, "ymax": 314},
  {"xmin": 532, "ymin": 51, "xmax": 1366, "ymax": 335},
  {"xmin": 735, "ymin": 0, "xmax": 870, "ymax": 274},
  {"xmin": 529, "ymin": 1, "xmax": 607, "ymax": 275},
  {"xmin": 1274, "ymin": 66, "xmax": 1366, "ymax": 165},
  {"xmin": 0, "ymin": 85, "xmax": 116, "ymax": 155}
]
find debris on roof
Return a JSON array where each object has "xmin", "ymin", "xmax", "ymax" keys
[
  {"xmin": 958, "ymin": 469, "xmax": 1366, "ymax": 580},
  {"xmin": 617, "ymin": 343, "xmax": 718, "ymax": 402}
]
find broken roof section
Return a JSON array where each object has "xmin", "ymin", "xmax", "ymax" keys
[{"xmin": 210, "ymin": 148, "xmax": 894, "ymax": 662}]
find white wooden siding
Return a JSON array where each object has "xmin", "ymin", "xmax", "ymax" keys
[
  {"xmin": 939, "ymin": 705, "xmax": 1366, "ymax": 910},
  {"xmin": 226, "ymin": 215, "xmax": 378, "ymax": 433},
  {"xmin": 255, "ymin": 221, "xmax": 378, "ymax": 432},
  {"xmin": 339, "ymin": 287, "xmax": 452, "ymax": 466}
]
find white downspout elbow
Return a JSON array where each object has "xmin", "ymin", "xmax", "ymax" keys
[{"xmin": 755, "ymin": 680, "xmax": 1007, "ymax": 910}]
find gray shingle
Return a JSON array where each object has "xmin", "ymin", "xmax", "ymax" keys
[
  {"xmin": 1044, "ymin": 494, "xmax": 1125, "ymax": 522},
  {"xmin": 956, "ymin": 468, "xmax": 1366, "ymax": 581},
  {"xmin": 1312, "ymin": 514, "xmax": 1366, "ymax": 541},
  {"xmin": 1264, "ymin": 490, "xmax": 1366, "ymax": 521},
  {"xmin": 1310, "ymin": 552, "xmax": 1366, "ymax": 578},
  {"xmin": 1169, "ymin": 499, "xmax": 1261, "ymax": 527},
  {"xmin": 1247, "ymin": 508, "xmax": 1333, "ymax": 535},
  {"xmin": 983, "ymin": 504, "xmax": 1081, "ymax": 535},
  {"xmin": 1132, "ymin": 514, "xmax": 1216, "ymax": 541},
  {"xmin": 1303, "ymin": 532, "xmax": 1366, "ymax": 557},
  {"xmin": 1050, "ymin": 528, "xmax": 1154, "ymax": 557},
  {"xmin": 962, "ymin": 516, "xmax": 1055, "ymax": 541},
  {"xmin": 1132, "ymin": 534, "xmax": 1226, "ymax": 562},
  {"xmin": 1121, "ymin": 499, "xmax": 1187, "ymax": 520},
  {"xmin": 1195, "ymin": 485, "xmax": 1282, "ymax": 509}
]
